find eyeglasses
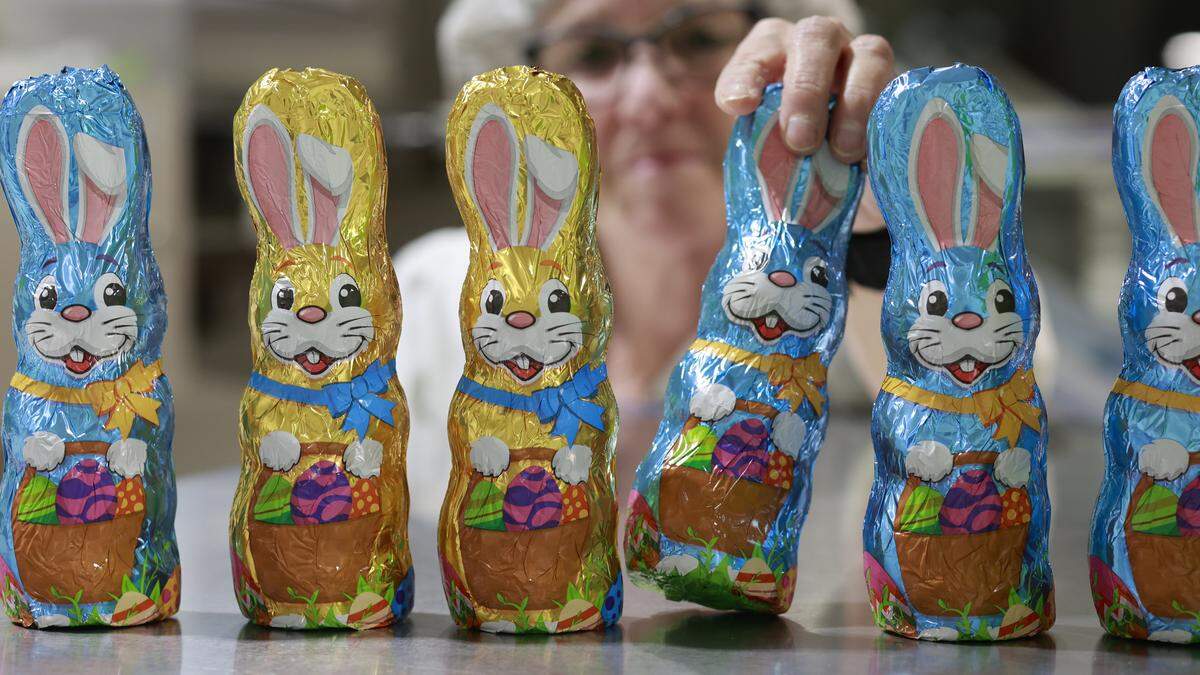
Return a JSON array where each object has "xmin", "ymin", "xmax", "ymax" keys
[{"xmin": 527, "ymin": 4, "xmax": 761, "ymax": 85}]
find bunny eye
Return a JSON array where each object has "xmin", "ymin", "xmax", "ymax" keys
[
  {"xmin": 921, "ymin": 280, "xmax": 949, "ymax": 317},
  {"xmin": 272, "ymin": 278, "xmax": 295, "ymax": 310},
  {"xmin": 746, "ymin": 248, "xmax": 769, "ymax": 272},
  {"xmin": 482, "ymin": 280, "xmax": 505, "ymax": 315},
  {"xmin": 803, "ymin": 256, "xmax": 828, "ymax": 288},
  {"xmin": 994, "ymin": 288, "xmax": 1015, "ymax": 313},
  {"xmin": 331, "ymin": 273, "xmax": 361, "ymax": 308},
  {"xmin": 34, "ymin": 276, "xmax": 57, "ymax": 310},
  {"xmin": 94, "ymin": 273, "xmax": 126, "ymax": 307},
  {"xmin": 1159, "ymin": 277, "xmax": 1188, "ymax": 313},
  {"xmin": 540, "ymin": 279, "xmax": 571, "ymax": 314}
]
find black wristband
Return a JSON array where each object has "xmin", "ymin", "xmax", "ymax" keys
[{"xmin": 845, "ymin": 228, "xmax": 891, "ymax": 290}]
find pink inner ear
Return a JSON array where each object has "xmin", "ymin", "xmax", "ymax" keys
[
  {"xmin": 308, "ymin": 178, "xmax": 339, "ymax": 244},
  {"xmin": 758, "ymin": 124, "xmax": 798, "ymax": 222},
  {"xmin": 79, "ymin": 176, "xmax": 117, "ymax": 243},
  {"xmin": 797, "ymin": 174, "xmax": 836, "ymax": 230},
  {"xmin": 1152, "ymin": 112, "xmax": 1199, "ymax": 245},
  {"xmin": 24, "ymin": 118, "xmax": 70, "ymax": 243},
  {"xmin": 472, "ymin": 118, "xmax": 514, "ymax": 249},
  {"xmin": 917, "ymin": 116, "xmax": 961, "ymax": 250},
  {"xmin": 526, "ymin": 181, "xmax": 562, "ymax": 248},
  {"xmin": 248, "ymin": 124, "xmax": 299, "ymax": 248},
  {"xmin": 972, "ymin": 177, "xmax": 1002, "ymax": 249}
]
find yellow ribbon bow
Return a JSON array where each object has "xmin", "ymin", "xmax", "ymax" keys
[
  {"xmin": 880, "ymin": 368, "xmax": 1042, "ymax": 447},
  {"xmin": 690, "ymin": 338, "xmax": 827, "ymax": 415},
  {"xmin": 11, "ymin": 360, "xmax": 164, "ymax": 437}
]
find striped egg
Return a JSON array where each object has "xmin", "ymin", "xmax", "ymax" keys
[
  {"xmin": 712, "ymin": 419, "xmax": 770, "ymax": 482},
  {"xmin": 503, "ymin": 466, "xmax": 563, "ymax": 531},
  {"xmin": 1179, "ymin": 476, "xmax": 1200, "ymax": 537},
  {"xmin": 56, "ymin": 459, "xmax": 117, "ymax": 524},
  {"xmin": 939, "ymin": 469, "xmax": 1002, "ymax": 534},
  {"xmin": 291, "ymin": 460, "xmax": 351, "ymax": 524}
]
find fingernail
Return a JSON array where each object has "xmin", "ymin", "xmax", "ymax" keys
[
  {"xmin": 720, "ymin": 84, "xmax": 757, "ymax": 106},
  {"xmin": 785, "ymin": 114, "xmax": 818, "ymax": 153},
  {"xmin": 833, "ymin": 122, "xmax": 865, "ymax": 159}
]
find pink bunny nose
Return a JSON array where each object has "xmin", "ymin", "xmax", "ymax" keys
[
  {"xmin": 60, "ymin": 305, "xmax": 91, "ymax": 323},
  {"xmin": 297, "ymin": 305, "xmax": 326, "ymax": 324},
  {"xmin": 952, "ymin": 312, "xmax": 983, "ymax": 330},
  {"xmin": 767, "ymin": 271, "xmax": 797, "ymax": 288},
  {"xmin": 506, "ymin": 311, "xmax": 535, "ymax": 329}
]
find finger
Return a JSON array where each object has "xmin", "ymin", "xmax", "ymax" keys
[
  {"xmin": 780, "ymin": 16, "xmax": 852, "ymax": 154},
  {"xmin": 714, "ymin": 18, "xmax": 792, "ymax": 116},
  {"xmin": 830, "ymin": 34, "xmax": 895, "ymax": 163}
]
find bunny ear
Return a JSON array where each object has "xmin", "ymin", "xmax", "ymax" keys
[
  {"xmin": 908, "ymin": 97, "xmax": 965, "ymax": 251},
  {"xmin": 242, "ymin": 104, "xmax": 302, "ymax": 249},
  {"xmin": 753, "ymin": 113, "xmax": 802, "ymax": 223},
  {"xmin": 296, "ymin": 133, "xmax": 353, "ymax": 246},
  {"xmin": 1143, "ymin": 95, "xmax": 1200, "ymax": 246},
  {"xmin": 522, "ymin": 134, "xmax": 578, "ymax": 250},
  {"xmin": 73, "ymin": 133, "xmax": 127, "ymax": 245},
  {"xmin": 793, "ymin": 144, "xmax": 851, "ymax": 233},
  {"xmin": 967, "ymin": 133, "xmax": 1008, "ymax": 250},
  {"xmin": 465, "ymin": 103, "xmax": 519, "ymax": 250},
  {"xmin": 15, "ymin": 106, "xmax": 71, "ymax": 244}
]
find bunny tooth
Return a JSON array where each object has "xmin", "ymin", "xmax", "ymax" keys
[
  {"xmin": 21, "ymin": 431, "xmax": 65, "ymax": 472},
  {"xmin": 73, "ymin": 133, "xmax": 126, "ymax": 194},
  {"xmin": 1138, "ymin": 438, "xmax": 1189, "ymax": 481}
]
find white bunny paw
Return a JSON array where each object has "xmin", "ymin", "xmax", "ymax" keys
[
  {"xmin": 269, "ymin": 614, "xmax": 307, "ymax": 629},
  {"xmin": 1148, "ymin": 629, "xmax": 1196, "ymax": 644},
  {"xmin": 770, "ymin": 412, "xmax": 806, "ymax": 458},
  {"xmin": 656, "ymin": 554, "xmax": 700, "ymax": 576},
  {"xmin": 994, "ymin": 447, "xmax": 1031, "ymax": 488},
  {"xmin": 689, "ymin": 383, "xmax": 736, "ymax": 422},
  {"xmin": 470, "ymin": 436, "xmax": 510, "ymax": 477},
  {"xmin": 35, "ymin": 613, "xmax": 71, "ymax": 628},
  {"xmin": 260, "ymin": 431, "xmax": 301, "ymax": 472},
  {"xmin": 1139, "ymin": 439, "xmax": 1189, "ymax": 481},
  {"xmin": 108, "ymin": 438, "xmax": 148, "ymax": 478},
  {"xmin": 344, "ymin": 439, "xmax": 383, "ymax": 478},
  {"xmin": 21, "ymin": 432, "xmax": 65, "ymax": 471},
  {"xmin": 919, "ymin": 626, "xmax": 961, "ymax": 641},
  {"xmin": 552, "ymin": 444, "xmax": 592, "ymax": 485},
  {"xmin": 905, "ymin": 440, "xmax": 954, "ymax": 482}
]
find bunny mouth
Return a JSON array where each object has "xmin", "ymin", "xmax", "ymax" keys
[
  {"xmin": 1181, "ymin": 355, "xmax": 1200, "ymax": 383},
  {"xmin": 943, "ymin": 356, "xmax": 994, "ymax": 385},
  {"xmin": 502, "ymin": 353, "xmax": 544, "ymax": 382},
  {"xmin": 62, "ymin": 347, "xmax": 100, "ymax": 375},
  {"xmin": 293, "ymin": 348, "xmax": 337, "ymax": 376}
]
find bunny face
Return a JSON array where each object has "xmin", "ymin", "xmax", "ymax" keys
[{"xmin": 447, "ymin": 73, "xmax": 606, "ymax": 390}]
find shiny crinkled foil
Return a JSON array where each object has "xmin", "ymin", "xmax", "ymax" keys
[
  {"xmin": 438, "ymin": 66, "xmax": 620, "ymax": 634},
  {"xmin": 0, "ymin": 66, "xmax": 179, "ymax": 628},
  {"xmin": 1090, "ymin": 66, "xmax": 1200, "ymax": 644},
  {"xmin": 623, "ymin": 84, "xmax": 862, "ymax": 613},
  {"xmin": 863, "ymin": 64, "xmax": 1053, "ymax": 641},
  {"xmin": 230, "ymin": 68, "xmax": 412, "ymax": 630}
]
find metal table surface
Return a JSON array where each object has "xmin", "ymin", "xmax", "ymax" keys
[{"xmin": 2, "ymin": 417, "xmax": 1198, "ymax": 673}]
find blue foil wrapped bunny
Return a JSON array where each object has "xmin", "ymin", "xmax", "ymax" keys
[
  {"xmin": 0, "ymin": 67, "xmax": 178, "ymax": 628},
  {"xmin": 862, "ymin": 65, "xmax": 1053, "ymax": 641},
  {"xmin": 624, "ymin": 84, "xmax": 863, "ymax": 612},
  {"xmin": 1090, "ymin": 67, "xmax": 1200, "ymax": 645}
]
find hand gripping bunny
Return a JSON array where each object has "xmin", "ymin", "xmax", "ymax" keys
[
  {"xmin": 622, "ymin": 84, "xmax": 862, "ymax": 613},
  {"xmin": 862, "ymin": 65, "xmax": 1052, "ymax": 642},
  {"xmin": 439, "ymin": 67, "xmax": 620, "ymax": 635},
  {"xmin": 230, "ymin": 68, "xmax": 412, "ymax": 630},
  {"xmin": 0, "ymin": 67, "xmax": 178, "ymax": 629},
  {"xmin": 1091, "ymin": 67, "xmax": 1200, "ymax": 644}
]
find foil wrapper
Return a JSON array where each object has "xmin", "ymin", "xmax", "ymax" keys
[
  {"xmin": 1090, "ymin": 66, "xmax": 1200, "ymax": 644},
  {"xmin": 0, "ymin": 66, "xmax": 179, "ymax": 628},
  {"xmin": 439, "ymin": 66, "xmax": 620, "ymax": 634},
  {"xmin": 230, "ymin": 68, "xmax": 412, "ymax": 630},
  {"xmin": 863, "ymin": 64, "xmax": 1053, "ymax": 641},
  {"xmin": 624, "ymin": 85, "xmax": 862, "ymax": 612}
]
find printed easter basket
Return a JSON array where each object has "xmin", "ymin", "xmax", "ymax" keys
[
  {"xmin": 1123, "ymin": 455, "xmax": 1200, "ymax": 617},
  {"xmin": 11, "ymin": 442, "xmax": 144, "ymax": 603},
  {"xmin": 245, "ymin": 443, "xmax": 382, "ymax": 602},
  {"xmin": 459, "ymin": 446, "xmax": 591, "ymax": 610},
  {"xmin": 892, "ymin": 451, "xmax": 1030, "ymax": 616},
  {"xmin": 658, "ymin": 398, "xmax": 789, "ymax": 558}
]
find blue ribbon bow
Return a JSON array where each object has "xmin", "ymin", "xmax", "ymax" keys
[
  {"xmin": 456, "ymin": 363, "xmax": 608, "ymax": 445},
  {"xmin": 249, "ymin": 359, "xmax": 397, "ymax": 440}
]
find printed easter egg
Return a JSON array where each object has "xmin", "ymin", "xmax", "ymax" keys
[
  {"xmin": 503, "ymin": 466, "xmax": 563, "ymax": 531},
  {"xmin": 1131, "ymin": 484, "xmax": 1180, "ymax": 536},
  {"xmin": 464, "ymin": 480, "xmax": 505, "ymax": 530},
  {"xmin": 344, "ymin": 591, "xmax": 392, "ymax": 629},
  {"xmin": 601, "ymin": 575, "xmax": 623, "ymax": 625},
  {"xmin": 712, "ymin": 419, "xmax": 770, "ymax": 482},
  {"xmin": 939, "ymin": 469, "xmax": 1002, "ymax": 535},
  {"xmin": 1177, "ymin": 476, "xmax": 1200, "ymax": 536},
  {"xmin": 350, "ymin": 477, "xmax": 382, "ymax": 519},
  {"xmin": 114, "ymin": 476, "xmax": 146, "ymax": 517},
  {"xmin": 290, "ymin": 460, "xmax": 351, "ymax": 525},
  {"xmin": 16, "ymin": 474, "xmax": 58, "ymax": 524},
  {"xmin": 253, "ymin": 474, "xmax": 294, "ymax": 524},
  {"xmin": 56, "ymin": 459, "xmax": 117, "ymax": 524},
  {"xmin": 160, "ymin": 566, "xmax": 181, "ymax": 616},
  {"xmin": 898, "ymin": 486, "xmax": 943, "ymax": 534},
  {"xmin": 668, "ymin": 425, "xmax": 718, "ymax": 470},
  {"xmin": 1088, "ymin": 556, "xmax": 1148, "ymax": 639},
  {"xmin": 733, "ymin": 557, "xmax": 777, "ymax": 603},
  {"xmin": 995, "ymin": 603, "xmax": 1040, "ymax": 640},
  {"xmin": 562, "ymin": 484, "xmax": 590, "ymax": 523},
  {"xmin": 555, "ymin": 598, "xmax": 601, "ymax": 632},
  {"xmin": 999, "ymin": 487, "xmax": 1032, "ymax": 529},
  {"xmin": 110, "ymin": 591, "xmax": 158, "ymax": 627},
  {"xmin": 764, "ymin": 452, "xmax": 794, "ymax": 490}
]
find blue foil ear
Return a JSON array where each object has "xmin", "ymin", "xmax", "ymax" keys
[{"xmin": 623, "ymin": 83, "xmax": 863, "ymax": 612}]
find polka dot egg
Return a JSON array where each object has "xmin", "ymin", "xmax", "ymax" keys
[
  {"xmin": 939, "ymin": 469, "xmax": 1002, "ymax": 534},
  {"xmin": 503, "ymin": 466, "xmax": 563, "ymax": 531},
  {"xmin": 56, "ymin": 459, "xmax": 117, "ymax": 524},
  {"xmin": 712, "ymin": 419, "xmax": 770, "ymax": 482},
  {"xmin": 291, "ymin": 460, "xmax": 352, "ymax": 524},
  {"xmin": 1178, "ymin": 475, "xmax": 1200, "ymax": 537}
]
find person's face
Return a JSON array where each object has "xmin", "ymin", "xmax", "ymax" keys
[{"xmin": 540, "ymin": 0, "xmax": 752, "ymax": 239}]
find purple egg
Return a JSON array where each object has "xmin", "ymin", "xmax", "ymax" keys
[
  {"xmin": 503, "ymin": 466, "xmax": 563, "ymax": 532},
  {"xmin": 56, "ymin": 459, "xmax": 117, "ymax": 525},
  {"xmin": 939, "ymin": 469, "xmax": 1001, "ymax": 534},
  {"xmin": 291, "ymin": 460, "xmax": 351, "ymax": 524},
  {"xmin": 712, "ymin": 419, "xmax": 770, "ymax": 482},
  {"xmin": 1179, "ymin": 476, "xmax": 1200, "ymax": 537}
]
